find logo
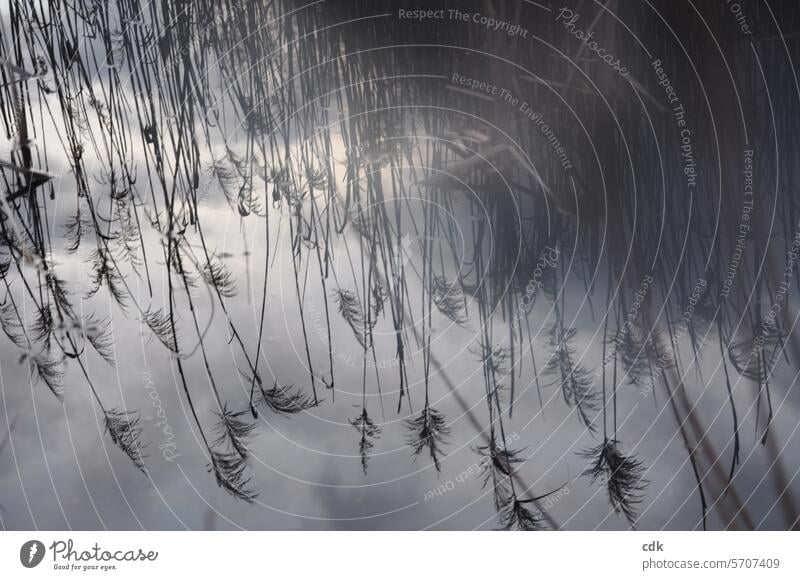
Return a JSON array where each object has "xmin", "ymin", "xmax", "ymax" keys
[{"xmin": 20, "ymin": 540, "xmax": 45, "ymax": 568}]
